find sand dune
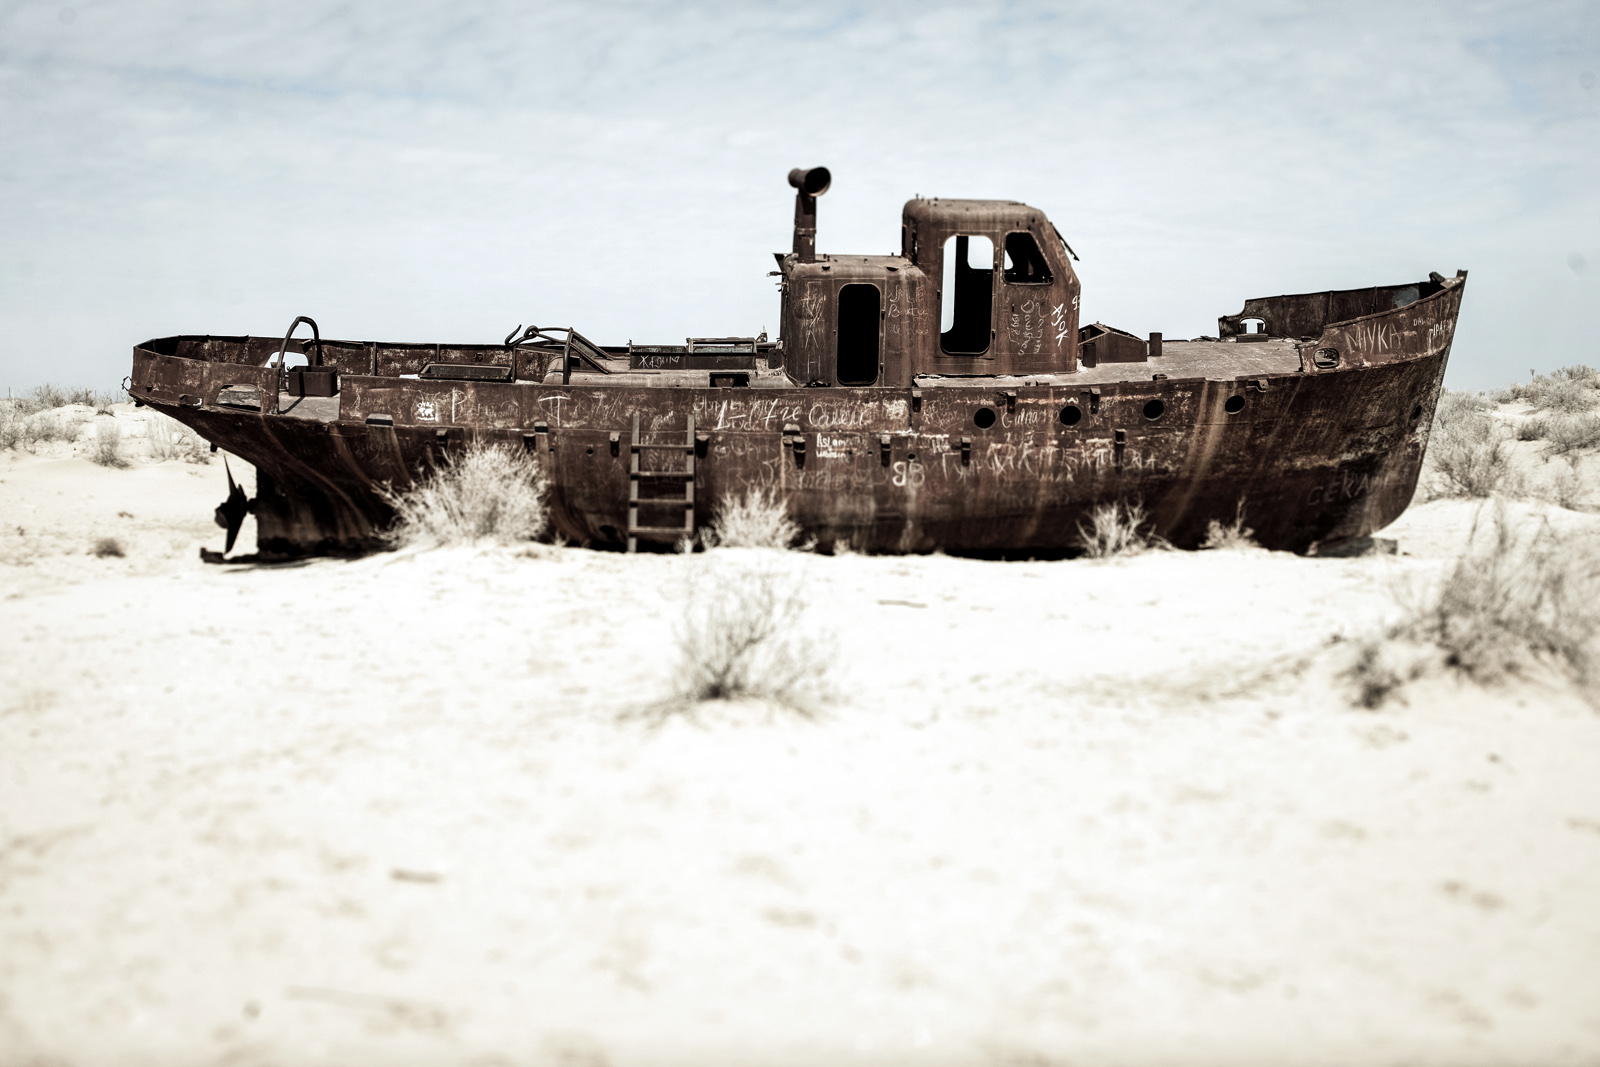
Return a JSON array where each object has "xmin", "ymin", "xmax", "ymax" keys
[{"xmin": 2, "ymin": 401, "xmax": 1598, "ymax": 1065}]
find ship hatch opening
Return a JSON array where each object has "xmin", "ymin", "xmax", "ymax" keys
[
  {"xmin": 837, "ymin": 283, "xmax": 881, "ymax": 386},
  {"xmin": 941, "ymin": 235, "xmax": 994, "ymax": 355},
  {"xmin": 1003, "ymin": 232, "xmax": 1052, "ymax": 284}
]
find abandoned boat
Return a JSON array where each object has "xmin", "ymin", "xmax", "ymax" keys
[{"xmin": 128, "ymin": 165, "xmax": 1465, "ymax": 556}]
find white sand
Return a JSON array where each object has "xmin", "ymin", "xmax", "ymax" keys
[{"xmin": 2, "ymin": 406, "xmax": 1599, "ymax": 1065}]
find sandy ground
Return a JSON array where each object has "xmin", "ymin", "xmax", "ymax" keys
[{"xmin": 2, "ymin": 405, "xmax": 1599, "ymax": 1066}]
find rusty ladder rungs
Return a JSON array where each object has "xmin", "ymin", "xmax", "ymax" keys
[{"xmin": 626, "ymin": 412, "xmax": 695, "ymax": 553}]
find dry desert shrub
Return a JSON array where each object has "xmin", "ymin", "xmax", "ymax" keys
[
  {"xmin": 382, "ymin": 441, "xmax": 548, "ymax": 548},
  {"xmin": 1531, "ymin": 378, "xmax": 1598, "ymax": 415},
  {"xmin": 92, "ymin": 537, "xmax": 125, "ymax": 558},
  {"xmin": 1200, "ymin": 500, "xmax": 1257, "ymax": 550},
  {"xmin": 0, "ymin": 407, "xmax": 85, "ymax": 452},
  {"xmin": 147, "ymin": 415, "xmax": 210, "ymax": 464},
  {"xmin": 1423, "ymin": 389, "xmax": 1515, "ymax": 498},
  {"xmin": 1516, "ymin": 416, "xmax": 1550, "ymax": 442},
  {"xmin": 1547, "ymin": 462, "xmax": 1586, "ymax": 511},
  {"xmin": 0, "ymin": 406, "xmax": 20, "ymax": 451},
  {"xmin": 666, "ymin": 553, "xmax": 830, "ymax": 716},
  {"xmin": 1506, "ymin": 365, "xmax": 1600, "ymax": 412},
  {"xmin": 1345, "ymin": 638, "xmax": 1414, "ymax": 710},
  {"xmin": 1381, "ymin": 503, "xmax": 1599, "ymax": 696},
  {"xmin": 703, "ymin": 487, "xmax": 807, "ymax": 549},
  {"xmin": 9, "ymin": 384, "xmax": 116, "ymax": 416},
  {"xmin": 1075, "ymin": 500, "xmax": 1161, "ymax": 558},
  {"xmin": 1541, "ymin": 412, "xmax": 1600, "ymax": 457},
  {"xmin": 90, "ymin": 419, "xmax": 130, "ymax": 468}
]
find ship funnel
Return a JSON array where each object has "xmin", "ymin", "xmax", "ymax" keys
[{"xmin": 788, "ymin": 166, "xmax": 831, "ymax": 262}]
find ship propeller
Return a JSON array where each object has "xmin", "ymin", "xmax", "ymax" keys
[{"xmin": 213, "ymin": 456, "xmax": 251, "ymax": 554}]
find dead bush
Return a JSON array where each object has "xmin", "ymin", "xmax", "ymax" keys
[
  {"xmin": 1423, "ymin": 389, "xmax": 1515, "ymax": 498},
  {"xmin": 0, "ymin": 408, "xmax": 85, "ymax": 453},
  {"xmin": 90, "ymin": 419, "xmax": 129, "ymax": 468},
  {"xmin": 382, "ymin": 441, "xmax": 548, "ymax": 548},
  {"xmin": 1516, "ymin": 416, "xmax": 1550, "ymax": 442},
  {"xmin": 1346, "ymin": 639, "xmax": 1405, "ymax": 710},
  {"xmin": 92, "ymin": 537, "xmax": 125, "ymax": 558},
  {"xmin": 1533, "ymin": 379, "xmax": 1597, "ymax": 414},
  {"xmin": 1075, "ymin": 500, "xmax": 1160, "ymax": 558},
  {"xmin": 1548, "ymin": 463, "xmax": 1586, "ymax": 511},
  {"xmin": 704, "ymin": 487, "xmax": 806, "ymax": 549},
  {"xmin": 19, "ymin": 385, "xmax": 67, "ymax": 414},
  {"xmin": 0, "ymin": 407, "xmax": 19, "ymax": 451},
  {"xmin": 1542, "ymin": 412, "xmax": 1600, "ymax": 457},
  {"xmin": 1200, "ymin": 500, "xmax": 1257, "ymax": 550},
  {"xmin": 1506, "ymin": 366, "xmax": 1600, "ymax": 411},
  {"xmin": 666, "ymin": 553, "xmax": 829, "ymax": 716},
  {"xmin": 147, "ymin": 415, "xmax": 210, "ymax": 464},
  {"xmin": 1397, "ymin": 503, "xmax": 1600, "ymax": 688}
]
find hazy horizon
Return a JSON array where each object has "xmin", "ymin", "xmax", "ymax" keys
[{"xmin": 2, "ymin": 0, "xmax": 1597, "ymax": 392}]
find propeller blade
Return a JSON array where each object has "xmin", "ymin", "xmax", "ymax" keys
[{"xmin": 213, "ymin": 456, "xmax": 250, "ymax": 554}]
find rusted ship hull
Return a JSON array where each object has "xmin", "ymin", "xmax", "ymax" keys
[{"xmin": 128, "ymin": 274, "xmax": 1462, "ymax": 556}]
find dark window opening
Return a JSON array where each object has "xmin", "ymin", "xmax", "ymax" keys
[
  {"xmin": 1144, "ymin": 399, "xmax": 1165, "ymax": 420},
  {"xmin": 1224, "ymin": 395, "xmax": 1245, "ymax": 414},
  {"xmin": 1060, "ymin": 404, "xmax": 1081, "ymax": 426},
  {"xmin": 941, "ymin": 235, "xmax": 994, "ymax": 355},
  {"xmin": 974, "ymin": 406, "xmax": 997, "ymax": 429},
  {"xmin": 1003, "ymin": 232, "xmax": 1053, "ymax": 284},
  {"xmin": 836, "ymin": 284, "xmax": 881, "ymax": 386}
]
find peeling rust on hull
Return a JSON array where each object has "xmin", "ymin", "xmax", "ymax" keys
[{"xmin": 128, "ymin": 168, "xmax": 1466, "ymax": 557}]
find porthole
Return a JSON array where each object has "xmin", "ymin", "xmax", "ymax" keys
[
  {"xmin": 1059, "ymin": 404, "xmax": 1082, "ymax": 426},
  {"xmin": 974, "ymin": 407, "xmax": 997, "ymax": 429},
  {"xmin": 1224, "ymin": 395, "xmax": 1245, "ymax": 415},
  {"xmin": 1143, "ymin": 399, "xmax": 1165, "ymax": 421}
]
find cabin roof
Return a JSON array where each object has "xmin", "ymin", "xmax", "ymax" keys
[{"xmin": 902, "ymin": 198, "xmax": 1049, "ymax": 229}]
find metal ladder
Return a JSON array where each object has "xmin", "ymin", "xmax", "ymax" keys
[{"xmin": 626, "ymin": 412, "xmax": 695, "ymax": 552}]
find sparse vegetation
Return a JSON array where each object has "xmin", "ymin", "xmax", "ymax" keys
[
  {"xmin": 1505, "ymin": 365, "xmax": 1600, "ymax": 413},
  {"xmin": 1541, "ymin": 412, "xmax": 1600, "ymax": 457},
  {"xmin": 381, "ymin": 442, "xmax": 548, "ymax": 548},
  {"xmin": 1345, "ymin": 638, "xmax": 1411, "ymax": 710},
  {"xmin": 1200, "ymin": 501, "xmax": 1257, "ymax": 550},
  {"xmin": 90, "ymin": 419, "xmax": 129, "ymax": 468},
  {"xmin": 1516, "ymin": 416, "xmax": 1550, "ymax": 442},
  {"xmin": 1422, "ymin": 389, "xmax": 1516, "ymax": 498},
  {"xmin": 0, "ymin": 406, "xmax": 86, "ymax": 452},
  {"xmin": 666, "ymin": 553, "xmax": 828, "ymax": 716},
  {"xmin": 92, "ymin": 537, "xmax": 125, "ymax": 558},
  {"xmin": 1353, "ymin": 503, "xmax": 1600, "ymax": 706},
  {"xmin": 1075, "ymin": 500, "xmax": 1160, "ymax": 558},
  {"xmin": 147, "ymin": 415, "xmax": 211, "ymax": 464},
  {"xmin": 704, "ymin": 487, "xmax": 806, "ymax": 549},
  {"xmin": 2, "ymin": 385, "xmax": 120, "ymax": 453}
]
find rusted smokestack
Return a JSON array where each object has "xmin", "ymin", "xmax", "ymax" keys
[{"xmin": 788, "ymin": 166, "xmax": 831, "ymax": 263}]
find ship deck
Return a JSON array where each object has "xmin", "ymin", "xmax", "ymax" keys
[
  {"xmin": 548, "ymin": 338, "xmax": 1304, "ymax": 390},
  {"xmin": 259, "ymin": 339, "xmax": 1304, "ymax": 423}
]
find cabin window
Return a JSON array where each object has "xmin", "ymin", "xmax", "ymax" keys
[
  {"xmin": 940, "ymin": 235, "xmax": 994, "ymax": 355},
  {"xmin": 836, "ymin": 283, "xmax": 881, "ymax": 386},
  {"xmin": 1003, "ymin": 232, "xmax": 1052, "ymax": 284}
]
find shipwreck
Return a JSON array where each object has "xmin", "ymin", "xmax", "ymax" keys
[{"xmin": 128, "ymin": 165, "xmax": 1465, "ymax": 556}]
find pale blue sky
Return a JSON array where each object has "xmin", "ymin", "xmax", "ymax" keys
[{"xmin": 2, "ymin": 0, "xmax": 1596, "ymax": 390}]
